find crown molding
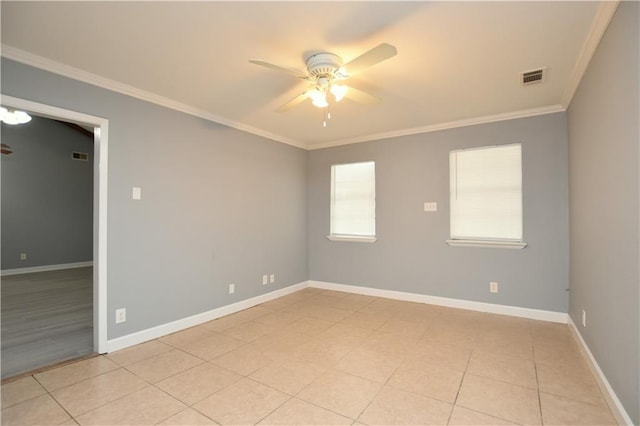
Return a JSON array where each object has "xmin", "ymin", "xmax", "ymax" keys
[
  {"xmin": 1, "ymin": 45, "xmax": 306, "ymax": 150},
  {"xmin": 307, "ymin": 104, "xmax": 566, "ymax": 150},
  {"xmin": 2, "ymin": 45, "xmax": 571, "ymax": 152},
  {"xmin": 561, "ymin": 1, "xmax": 620, "ymax": 108}
]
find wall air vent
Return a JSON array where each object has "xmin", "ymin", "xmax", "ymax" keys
[
  {"xmin": 71, "ymin": 152, "xmax": 89, "ymax": 161},
  {"xmin": 521, "ymin": 67, "xmax": 546, "ymax": 86}
]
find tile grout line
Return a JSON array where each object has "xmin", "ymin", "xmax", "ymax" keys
[
  {"xmin": 282, "ymin": 310, "xmax": 395, "ymax": 424},
  {"xmin": 30, "ymin": 374, "xmax": 76, "ymax": 424},
  {"xmin": 44, "ymin": 354, "xmax": 195, "ymax": 423},
  {"xmin": 120, "ymin": 348, "xmax": 207, "ymax": 385},
  {"xmin": 351, "ymin": 353, "xmax": 406, "ymax": 424},
  {"xmin": 532, "ymin": 334, "xmax": 616, "ymax": 411},
  {"xmin": 0, "ymin": 378, "xmax": 48, "ymax": 410},
  {"xmin": 445, "ymin": 337, "xmax": 475, "ymax": 425},
  {"xmin": 65, "ymin": 368, "xmax": 156, "ymax": 421},
  {"xmin": 249, "ymin": 300, "xmax": 364, "ymax": 424},
  {"xmin": 149, "ymin": 378, "xmax": 220, "ymax": 425},
  {"xmin": 532, "ymin": 337, "xmax": 545, "ymax": 426},
  {"xmin": 351, "ymin": 376, "xmax": 386, "ymax": 424},
  {"xmin": 195, "ymin": 328, "xmax": 316, "ymax": 425}
]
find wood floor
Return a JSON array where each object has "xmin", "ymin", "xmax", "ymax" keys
[{"xmin": 1, "ymin": 267, "xmax": 93, "ymax": 379}]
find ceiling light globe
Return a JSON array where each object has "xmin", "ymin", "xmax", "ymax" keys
[
  {"xmin": 312, "ymin": 98, "xmax": 329, "ymax": 108},
  {"xmin": 14, "ymin": 111, "xmax": 32, "ymax": 124},
  {"xmin": 0, "ymin": 108, "xmax": 32, "ymax": 125},
  {"xmin": 331, "ymin": 85, "xmax": 347, "ymax": 102},
  {"xmin": 309, "ymin": 90, "xmax": 328, "ymax": 108}
]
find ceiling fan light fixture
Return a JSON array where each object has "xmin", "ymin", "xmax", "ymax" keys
[
  {"xmin": 330, "ymin": 84, "xmax": 347, "ymax": 102},
  {"xmin": 250, "ymin": 43, "xmax": 396, "ymax": 114},
  {"xmin": 311, "ymin": 96, "xmax": 328, "ymax": 108},
  {"xmin": 309, "ymin": 90, "xmax": 328, "ymax": 108},
  {"xmin": 0, "ymin": 107, "xmax": 32, "ymax": 125}
]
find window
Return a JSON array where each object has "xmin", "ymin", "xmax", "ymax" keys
[
  {"xmin": 448, "ymin": 144, "xmax": 526, "ymax": 249},
  {"xmin": 328, "ymin": 161, "xmax": 376, "ymax": 242}
]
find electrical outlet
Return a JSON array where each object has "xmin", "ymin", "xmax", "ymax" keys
[
  {"xmin": 270, "ymin": 274, "xmax": 275, "ymax": 284},
  {"xmin": 490, "ymin": 281, "xmax": 498, "ymax": 293},
  {"xmin": 262, "ymin": 275, "xmax": 268, "ymax": 285},
  {"xmin": 229, "ymin": 283, "xmax": 235, "ymax": 294},
  {"xmin": 582, "ymin": 309, "xmax": 586, "ymax": 327},
  {"xmin": 20, "ymin": 253, "xmax": 27, "ymax": 260},
  {"xmin": 115, "ymin": 308, "xmax": 126, "ymax": 324}
]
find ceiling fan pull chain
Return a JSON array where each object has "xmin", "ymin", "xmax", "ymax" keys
[{"xmin": 323, "ymin": 107, "xmax": 331, "ymax": 127}]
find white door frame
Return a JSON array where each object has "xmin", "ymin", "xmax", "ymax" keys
[{"xmin": 1, "ymin": 94, "xmax": 108, "ymax": 353}]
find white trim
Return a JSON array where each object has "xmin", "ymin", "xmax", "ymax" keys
[
  {"xmin": 1, "ymin": 261, "xmax": 93, "ymax": 276},
  {"xmin": 1, "ymin": 95, "xmax": 109, "ymax": 354},
  {"xmin": 561, "ymin": 1, "xmax": 620, "ymax": 108},
  {"xmin": 568, "ymin": 317, "xmax": 634, "ymax": 426},
  {"xmin": 446, "ymin": 239, "xmax": 527, "ymax": 249},
  {"xmin": 107, "ymin": 281, "xmax": 308, "ymax": 353},
  {"xmin": 1, "ymin": 94, "xmax": 108, "ymax": 132},
  {"xmin": 107, "ymin": 277, "xmax": 572, "ymax": 352},
  {"xmin": 94, "ymin": 122, "xmax": 109, "ymax": 354},
  {"xmin": 309, "ymin": 280, "xmax": 567, "ymax": 323},
  {"xmin": 308, "ymin": 105, "xmax": 565, "ymax": 150},
  {"xmin": 1, "ymin": 45, "xmax": 305, "ymax": 150},
  {"xmin": 326, "ymin": 235, "xmax": 377, "ymax": 243},
  {"xmin": 3, "ymin": 46, "xmax": 568, "ymax": 152},
  {"xmin": 104, "ymin": 277, "xmax": 629, "ymax": 425}
]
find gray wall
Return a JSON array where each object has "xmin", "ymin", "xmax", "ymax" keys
[
  {"xmin": 567, "ymin": 2, "xmax": 639, "ymax": 423},
  {"xmin": 1, "ymin": 58, "xmax": 308, "ymax": 339},
  {"xmin": 308, "ymin": 113, "xmax": 569, "ymax": 313},
  {"xmin": 1, "ymin": 116, "xmax": 94, "ymax": 270}
]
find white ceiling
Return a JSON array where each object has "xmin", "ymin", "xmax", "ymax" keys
[{"xmin": 1, "ymin": 2, "xmax": 611, "ymax": 149}]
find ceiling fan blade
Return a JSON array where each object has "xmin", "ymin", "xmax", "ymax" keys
[
  {"xmin": 276, "ymin": 91, "xmax": 310, "ymax": 112},
  {"xmin": 342, "ymin": 43, "xmax": 397, "ymax": 76},
  {"xmin": 343, "ymin": 86, "xmax": 380, "ymax": 105},
  {"xmin": 249, "ymin": 59, "xmax": 308, "ymax": 79}
]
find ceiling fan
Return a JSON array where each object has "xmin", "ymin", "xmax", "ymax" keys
[{"xmin": 250, "ymin": 43, "xmax": 397, "ymax": 113}]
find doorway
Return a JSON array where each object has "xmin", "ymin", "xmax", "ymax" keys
[{"xmin": 0, "ymin": 96, "xmax": 107, "ymax": 378}]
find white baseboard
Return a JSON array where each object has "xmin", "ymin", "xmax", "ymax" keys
[
  {"xmin": 309, "ymin": 280, "xmax": 568, "ymax": 323},
  {"xmin": 1, "ymin": 261, "xmax": 93, "ymax": 276},
  {"xmin": 106, "ymin": 281, "xmax": 309, "ymax": 353},
  {"xmin": 108, "ymin": 279, "xmax": 568, "ymax": 354},
  {"xmin": 568, "ymin": 317, "xmax": 634, "ymax": 426},
  {"xmin": 105, "ymin": 277, "xmax": 631, "ymax": 425}
]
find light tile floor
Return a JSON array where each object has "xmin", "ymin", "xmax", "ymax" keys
[{"xmin": 1, "ymin": 288, "xmax": 618, "ymax": 425}]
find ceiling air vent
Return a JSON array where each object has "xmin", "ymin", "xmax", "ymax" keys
[
  {"xmin": 521, "ymin": 67, "xmax": 546, "ymax": 86},
  {"xmin": 71, "ymin": 152, "xmax": 89, "ymax": 161}
]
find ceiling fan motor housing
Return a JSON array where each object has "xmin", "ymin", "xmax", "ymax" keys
[{"xmin": 306, "ymin": 52, "xmax": 343, "ymax": 79}]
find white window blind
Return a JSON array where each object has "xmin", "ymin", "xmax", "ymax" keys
[
  {"xmin": 330, "ymin": 161, "xmax": 376, "ymax": 237},
  {"xmin": 449, "ymin": 144, "xmax": 523, "ymax": 242}
]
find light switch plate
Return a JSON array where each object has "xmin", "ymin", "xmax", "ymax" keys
[
  {"xmin": 132, "ymin": 187, "xmax": 142, "ymax": 200},
  {"xmin": 424, "ymin": 202, "xmax": 437, "ymax": 212}
]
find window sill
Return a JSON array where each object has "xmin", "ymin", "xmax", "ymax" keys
[
  {"xmin": 327, "ymin": 235, "xmax": 377, "ymax": 243},
  {"xmin": 446, "ymin": 239, "xmax": 527, "ymax": 249}
]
